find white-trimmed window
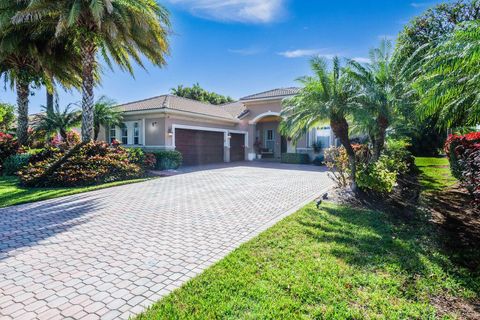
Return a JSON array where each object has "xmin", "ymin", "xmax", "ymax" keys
[
  {"xmin": 133, "ymin": 122, "xmax": 139, "ymax": 145},
  {"xmin": 121, "ymin": 126, "xmax": 128, "ymax": 144},
  {"xmin": 109, "ymin": 125, "xmax": 116, "ymax": 143}
]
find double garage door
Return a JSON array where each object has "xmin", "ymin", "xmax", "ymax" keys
[{"xmin": 175, "ymin": 129, "xmax": 245, "ymax": 166}]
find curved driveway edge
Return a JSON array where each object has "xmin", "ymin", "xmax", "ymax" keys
[{"xmin": 0, "ymin": 162, "xmax": 332, "ymax": 319}]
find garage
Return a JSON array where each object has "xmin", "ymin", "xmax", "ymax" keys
[
  {"xmin": 175, "ymin": 129, "xmax": 224, "ymax": 166},
  {"xmin": 230, "ymin": 133, "xmax": 246, "ymax": 162}
]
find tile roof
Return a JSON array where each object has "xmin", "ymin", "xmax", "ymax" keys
[
  {"xmin": 220, "ymin": 101, "xmax": 247, "ymax": 118},
  {"xmin": 240, "ymin": 87, "xmax": 301, "ymax": 101},
  {"xmin": 116, "ymin": 95, "xmax": 237, "ymax": 120}
]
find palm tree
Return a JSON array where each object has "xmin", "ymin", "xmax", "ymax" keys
[
  {"xmin": 15, "ymin": 0, "xmax": 171, "ymax": 142},
  {"xmin": 413, "ymin": 21, "xmax": 480, "ymax": 128},
  {"xmin": 36, "ymin": 104, "xmax": 81, "ymax": 141},
  {"xmin": 0, "ymin": 0, "xmax": 82, "ymax": 146},
  {"xmin": 346, "ymin": 40, "xmax": 408, "ymax": 160},
  {"xmin": 280, "ymin": 57, "xmax": 359, "ymax": 190},
  {"xmin": 93, "ymin": 96, "xmax": 123, "ymax": 140}
]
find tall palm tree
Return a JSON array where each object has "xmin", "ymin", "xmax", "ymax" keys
[
  {"xmin": 413, "ymin": 21, "xmax": 480, "ymax": 128},
  {"xmin": 16, "ymin": 0, "xmax": 171, "ymax": 142},
  {"xmin": 93, "ymin": 96, "xmax": 123, "ymax": 140},
  {"xmin": 280, "ymin": 57, "xmax": 359, "ymax": 190},
  {"xmin": 346, "ymin": 40, "xmax": 408, "ymax": 160},
  {"xmin": 0, "ymin": 0, "xmax": 82, "ymax": 146},
  {"xmin": 36, "ymin": 104, "xmax": 81, "ymax": 141}
]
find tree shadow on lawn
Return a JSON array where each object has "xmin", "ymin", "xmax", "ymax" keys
[
  {"xmin": 298, "ymin": 205, "xmax": 480, "ymax": 310},
  {"xmin": 0, "ymin": 193, "xmax": 109, "ymax": 260}
]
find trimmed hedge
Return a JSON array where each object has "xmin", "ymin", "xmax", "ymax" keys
[
  {"xmin": 152, "ymin": 150, "xmax": 183, "ymax": 170},
  {"xmin": 281, "ymin": 153, "xmax": 310, "ymax": 164}
]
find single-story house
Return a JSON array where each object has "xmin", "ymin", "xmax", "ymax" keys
[{"xmin": 98, "ymin": 88, "xmax": 336, "ymax": 166}]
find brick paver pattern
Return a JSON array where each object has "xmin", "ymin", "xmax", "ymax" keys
[{"xmin": 0, "ymin": 163, "xmax": 332, "ymax": 319}]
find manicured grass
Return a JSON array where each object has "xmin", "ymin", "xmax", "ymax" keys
[
  {"xmin": 415, "ymin": 157, "xmax": 457, "ymax": 192},
  {"xmin": 0, "ymin": 176, "xmax": 152, "ymax": 208},
  {"xmin": 137, "ymin": 202, "xmax": 478, "ymax": 319}
]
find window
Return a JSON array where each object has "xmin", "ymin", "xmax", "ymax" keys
[
  {"xmin": 121, "ymin": 126, "xmax": 128, "ymax": 144},
  {"xmin": 133, "ymin": 122, "xmax": 139, "ymax": 145},
  {"xmin": 109, "ymin": 125, "xmax": 116, "ymax": 143},
  {"xmin": 266, "ymin": 129, "xmax": 274, "ymax": 141}
]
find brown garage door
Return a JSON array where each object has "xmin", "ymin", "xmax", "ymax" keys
[
  {"xmin": 230, "ymin": 133, "xmax": 245, "ymax": 162},
  {"xmin": 175, "ymin": 129, "xmax": 224, "ymax": 166}
]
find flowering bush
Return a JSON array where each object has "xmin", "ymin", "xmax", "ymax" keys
[
  {"xmin": 144, "ymin": 153, "xmax": 157, "ymax": 169},
  {"xmin": 445, "ymin": 132, "xmax": 480, "ymax": 204},
  {"xmin": 0, "ymin": 132, "xmax": 18, "ymax": 162},
  {"xmin": 19, "ymin": 141, "xmax": 143, "ymax": 187}
]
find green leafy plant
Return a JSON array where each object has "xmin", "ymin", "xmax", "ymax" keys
[
  {"xmin": 281, "ymin": 153, "xmax": 310, "ymax": 164},
  {"xmin": 356, "ymin": 156, "xmax": 398, "ymax": 193},
  {"xmin": 2, "ymin": 153, "xmax": 31, "ymax": 176},
  {"xmin": 152, "ymin": 150, "xmax": 183, "ymax": 170}
]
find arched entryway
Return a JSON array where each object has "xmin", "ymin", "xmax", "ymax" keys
[{"xmin": 250, "ymin": 112, "xmax": 288, "ymax": 160}]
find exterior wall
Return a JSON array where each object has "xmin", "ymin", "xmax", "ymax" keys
[
  {"xmin": 98, "ymin": 94, "xmax": 333, "ymax": 163},
  {"xmin": 243, "ymin": 100, "xmax": 283, "ymax": 120}
]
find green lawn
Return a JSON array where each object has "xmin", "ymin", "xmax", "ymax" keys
[
  {"xmin": 0, "ymin": 176, "xmax": 151, "ymax": 208},
  {"xmin": 415, "ymin": 157, "xmax": 457, "ymax": 192},
  {"xmin": 137, "ymin": 202, "xmax": 478, "ymax": 319}
]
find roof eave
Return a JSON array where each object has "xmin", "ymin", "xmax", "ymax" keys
[{"xmin": 122, "ymin": 108, "xmax": 239, "ymax": 124}]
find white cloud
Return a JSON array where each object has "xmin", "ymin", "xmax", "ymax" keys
[
  {"xmin": 167, "ymin": 0, "xmax": 285, "ymax": 23},
  {"xmin": 278, "ymin": 49, "xmax": 324, "ymax": 58},
  {"xmin": 352, "ymin": 57, "xmax": 370, "ymax": 63}
]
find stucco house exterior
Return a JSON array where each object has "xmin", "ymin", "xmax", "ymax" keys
[{"xmin": 98, "ymin": 88, "xmax": 335, "ymax": 166}]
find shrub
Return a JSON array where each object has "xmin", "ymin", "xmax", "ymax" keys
[
  {"xmin": 356, "ymin": 156, "xmax": 398, "ymax": 193},
  {"xmin": 0, "ymin": 132, "xmax": 18, "ymax": 164},
  {"xmin": 19, "ymin": 141, "xmax": 143, "ymax": 187},
  {"xmin": 312, "ymin": 155, "xmax": 324, "ymax": 166},
  {"xmin": 324, "ymin": 147, "xmax": 350, "ymax": 188},
  {"xmin": 2, "ymin": 153, "xmax": 31, "ymax": 176},
  {"xmin": 445, "ymin": 132, "xmax": 480, "ymax": 204},
  {"xmin": 152, "ymin": 150, "xmax": 183, "ymax": 170},
  {"xmin": 384, "ymin": 139, "xmax": 414, "ymax": 173},
  {"xmin": 281, "ymin": 153, "xmax": 310, "ymax": 164},
  {"xmin": 127, "ymin": 148, "xmax": 145, "ymax": 165},
  {"xmin": 144, "ymin": 153, "xmax": 157, "ymax": 169}
]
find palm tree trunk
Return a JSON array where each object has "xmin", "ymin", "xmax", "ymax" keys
[
  {"xmin": 93, "ymin": 124, "xmax": 100, "ymax": 141},
  {"xmin": 331, "ymin": 118, "xmax": 357, "ymax": 191},
  {"xmin": 16, "ymin": 80, "xmax": 30, "ymax": 146},
  {"xmin": 372, "ymin": 116, "xmax": 389, "ymax": 161},
  {"xmin": 46, "ymin": 90, "xmax": 54, "ymax": 113},
  {"xmin": 80, "ymin": 39, "xmax": 96, "ymax": 142}
]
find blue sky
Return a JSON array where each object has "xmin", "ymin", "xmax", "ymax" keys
[{"xmin": 2, "ymin": 0, "xmax": 443, "ymax": 114}]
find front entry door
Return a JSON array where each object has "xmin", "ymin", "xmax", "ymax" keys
[{"xmin": 264, "ymin": 129, "xmax": 275, "ymax": 155}]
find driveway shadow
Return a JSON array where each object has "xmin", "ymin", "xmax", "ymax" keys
[{"xmin": 0, "ymin": 193, "xmax": 107, "ymax": 259}]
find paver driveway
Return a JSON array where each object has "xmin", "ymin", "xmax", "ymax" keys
[{"xmin": 0, "ymin": 162, "xmax": 332, "ymax": 319}]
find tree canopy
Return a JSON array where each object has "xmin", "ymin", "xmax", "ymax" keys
[
  {"xmin": 0, "ymin": 103, "xmax": 15, "ymax": 131},
  {"xmin": 171, "ymin": 83, "xmax": 234, "ymax": 105}
]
